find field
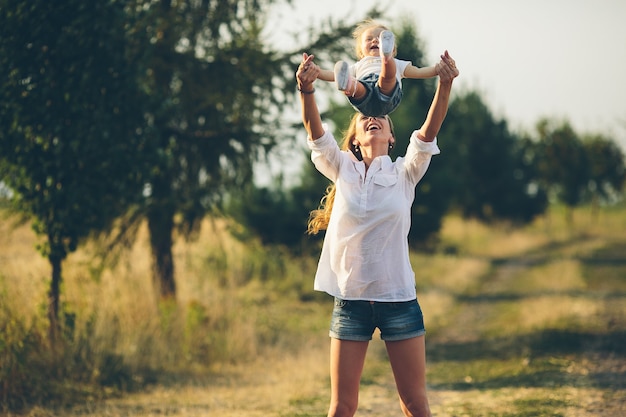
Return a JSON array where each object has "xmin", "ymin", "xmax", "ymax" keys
[{"xmin": 1, "ymin": 204, "xmax": 625, "ymax": 416}]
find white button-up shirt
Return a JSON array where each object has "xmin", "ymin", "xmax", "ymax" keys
[{"xmin": 308, "ymin": 126, "xmax": 440, "ymax": 301}]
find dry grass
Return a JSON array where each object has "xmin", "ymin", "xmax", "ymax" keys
[
  {"xmin": 439, "ymin": 214, "xmax": 552, "ymax": 258},
  {"xmin": 1, "ymin": 204, "xmax": 626, "ymax": 416},
  {"xmin": 0, "ymin": 217, "xmax": 50, "ymax": 322}
]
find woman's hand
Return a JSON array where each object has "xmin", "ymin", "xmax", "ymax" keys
[
  {"xmin": 296, "ymin": 53, "xmax": 320, "ymax": 92},
  {"xmin": 435, "ymin": 50, "xmax": 459, "ymax": 84}
]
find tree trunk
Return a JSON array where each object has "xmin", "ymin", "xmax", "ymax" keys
[
  {"xmin": 47, "ymin": 254, "xmax": 62, "ymax": 344},
  {"xmin": 147, "ymin": 207, "xmax": 176, "ymax": 300}
]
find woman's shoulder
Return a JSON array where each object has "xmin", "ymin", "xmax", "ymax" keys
[{"xmin": 307, "ymin": 125, "xmax": 336, "ymax": 147}]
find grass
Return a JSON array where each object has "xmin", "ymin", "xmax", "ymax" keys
[{"xmin": 1, "ymin": 203, "xmax": 625, "ymax": 415}]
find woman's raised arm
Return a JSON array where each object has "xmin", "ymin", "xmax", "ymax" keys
[
  {"xmin": 296, "ymin": 53, "xmax": 325, "ymax": 140},
  {"xmin": 417, "ymin": 50, "xmax": 459, "ymax": 142}
]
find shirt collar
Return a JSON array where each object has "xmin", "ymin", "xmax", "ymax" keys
[
  {"xmin": 370, "ymin": 155, "xmax": 392, "ymax": 172},
  {"xmin": 350, "ymin": 154, "xmax": 392, "ymax": 177}
]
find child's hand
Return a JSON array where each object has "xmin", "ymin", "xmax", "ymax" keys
[
  {"xmin": 296, "ymin": 53, "xmax": 320, "ymax": 89},
  {"xmin": 436, "ymin": 50, "xmax": 459, "ymax": 83}
]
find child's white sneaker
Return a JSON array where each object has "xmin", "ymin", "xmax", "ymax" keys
[
  {"xmin": 380, "ymin": 30, "xmax": 394, "ymax": 57},
  {"xmin": 334, "ymin": 61, "xmax": 352, "ymax": 91}
]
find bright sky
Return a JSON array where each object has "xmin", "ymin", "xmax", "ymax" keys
[{"xmin": 268, "ymin": 0, "xmax": 626, "ymax": 149}]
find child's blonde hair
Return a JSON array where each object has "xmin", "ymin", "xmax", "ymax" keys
[{"xmin": 353, "ymin": 19, "xmax": 397, "ymax": 59}]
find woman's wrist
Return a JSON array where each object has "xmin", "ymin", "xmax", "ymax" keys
[{"xmin": 297, "ymin": 85, "xmax": 315, "ymax": 94}]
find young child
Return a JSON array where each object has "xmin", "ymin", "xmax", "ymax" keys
[{"xmin": 316, "ymin": 19, "xmax": 437, "ymax": 117}]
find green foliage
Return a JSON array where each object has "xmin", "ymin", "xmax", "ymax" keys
[
  {"xmin": 236, "ymin": 185, "xmax": 305, "ymax": 246},
  {"xmin": 582, "ymin": 133, "xmax": 626, "ymax": 203},
  {"xmin": 443, "ymin": 92, "xmax": 548, "ymax": 224},
  {"xmin": 122, "ymin": 0, "xmax": 313, "ymax": 298},
  {"xmin": 534, "ymin": 119, "xmax": 590, "ymax": 207},
  {"xmin": 129, "ymin": 0, "xmax": 289, "ymax": 220},
  {"xmin": 0, "ymin": 0, "xmax": 146, "ymax": 258},
  {"xmin": 229, "ymin": 177, "xmax": 326, "ymax": 251},
  {"xmin": 0, "ymin": 0, "xmax": 148, "ymax": 323}
]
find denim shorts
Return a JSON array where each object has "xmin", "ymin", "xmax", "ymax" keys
[
  {"xmin": 329, "ymin": 298, "xmax": 426, "ymax": 342},
  {"xmin": 348, "ymin": 72, "xmax": 403, "ymax": 117}
]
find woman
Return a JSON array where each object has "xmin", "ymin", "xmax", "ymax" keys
[{"xmin": 296, "ymin": 49, "xmax": 459, "ymax": 417}]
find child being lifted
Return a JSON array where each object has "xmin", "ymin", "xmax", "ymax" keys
[{"xmin": 315, "ymin": 19, "xmax": 437, "ymax": 117}]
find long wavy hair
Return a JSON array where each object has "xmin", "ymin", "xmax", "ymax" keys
[
  {"xmin": 307, "ymin": 113, "xmax": 396, "ymax": 235},
  {"xmin": 353, "ymin": 19, "xmax": 397, "ymax": 59}
]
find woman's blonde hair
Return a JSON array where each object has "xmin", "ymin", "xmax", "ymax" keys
[
  {"xmin": 353, "ymin": 19, "xmax": 396, "ymax": 59},
  {"xmin": 307, "ymin": 113, "xmax": 395, "ymax": 235}
]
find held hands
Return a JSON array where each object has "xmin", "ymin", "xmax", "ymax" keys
[
  {"xmin": 435, "ymin": 50, "xmax": 459, "ymax": 84},
  {"xmin": 296, "ymin": 53, "xmax": 320, "ymax": 92}
]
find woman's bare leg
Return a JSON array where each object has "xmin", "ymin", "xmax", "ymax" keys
[
  {"xmin": 385, "ymin": 335, "xmax": 432, "ymax": 417},
  {"xmin": 327, "ymin": 338, "xmax": 369, "ymax": 417}
]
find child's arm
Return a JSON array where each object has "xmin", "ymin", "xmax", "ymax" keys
[
  {"xmin": 317, "ymin": 68, "xmax": 335, "ymax": 82},
  {"xmin": 403, "ymin": 64, "xmax": 437, "ymax": 80}
]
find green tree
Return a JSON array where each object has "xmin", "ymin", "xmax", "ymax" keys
[
  {"xmin": 0, "ymin": 0, "xmax": 147, "ymax": 336},
  {"xmin": 534, "ymin": 119, "xmax": 589, "ymax": 218},
  {"xmin": 230, "ymin": 178, "xmax": 313, "ymax": 249},
  {"xmin": 582, "ymin": 133, "xmax": 625, "ymax": 205},
  {"xmin": 443, "ymin": 92, "xmax": 547, "ymax": 224},
  {"xmin": 123, "ymin": 0, "xmax": 300, "ymax": 299}
]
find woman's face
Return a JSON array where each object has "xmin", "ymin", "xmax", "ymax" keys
[
  {"xmin": 354, "ymin": 114, "xmax": 394, "ymax": 150},
  {"xmin": 359, "ymin": 27, "xmax": 386, "ymax": 58}
]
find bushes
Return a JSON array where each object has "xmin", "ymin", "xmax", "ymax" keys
[
  {"xmin": 0, "ymin": 298, "xmax": 123, "ymax": 411},
  {"xmin": 0, "ymin": 290, "xmax": 55, "ymax": 410},
  {"xmin": 0, "ymin": 217, "xmax": 322, "ymax": 412}
]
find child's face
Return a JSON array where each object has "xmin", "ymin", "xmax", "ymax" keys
[{"xmin": 360, "ymin": 27, "xmax": 386, "ymax": 58}]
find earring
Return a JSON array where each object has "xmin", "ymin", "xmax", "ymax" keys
[{"xmin": 389, "ymin": 142, "xmax": 394, "ymax": 150}]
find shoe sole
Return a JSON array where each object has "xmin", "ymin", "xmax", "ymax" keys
[
  {"xmin": 380, "ymin": 31, "xmax": 394, "ymax": 56},
  {"xmin": 334, "ymin": 61, "xmax": 350, "ymax": 91}
]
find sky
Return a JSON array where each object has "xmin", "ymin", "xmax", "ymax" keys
[{"xmin": 266, "ymin": 0, "xmax": 626, "ymax": 150}]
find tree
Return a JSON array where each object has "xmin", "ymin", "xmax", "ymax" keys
[
  {"xmin": 0, "ymin": 0, "xmax": 147, "ymax": 337},
  {"xmin": 534, "ymin": 119, "xmax": 589, "ymax": 218},
  {"xmin": 122, "ymin": 0, "xmax": 301, "ymax": 299},
  {"xmin": 443, "ymin": 92, "xmax": 547, "ymax": 224},
  {"xmin": 582, "ymin": 133, "xmax": 625, "ymax": 206}
]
